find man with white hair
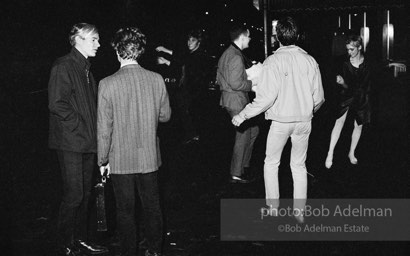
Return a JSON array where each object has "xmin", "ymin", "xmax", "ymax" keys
[{"xmin": 48, "ymin": 23, "xmax": 107, "ymax": 255}]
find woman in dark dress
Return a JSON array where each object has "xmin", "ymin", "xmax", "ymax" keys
[{"xmin": 325, "ymin": 34, "xmax": 371, "ymax": 169}]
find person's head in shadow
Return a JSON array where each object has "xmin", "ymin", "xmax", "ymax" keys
[{"xmin": 186, "ymin": 28, "xmax": 204, "ymax": 53}]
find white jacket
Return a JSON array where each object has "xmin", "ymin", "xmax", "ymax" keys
[{"xmin": 239, "ymin": 45, "xmax": 325, "ymax": 122}]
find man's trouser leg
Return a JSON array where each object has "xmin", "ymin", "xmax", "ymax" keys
[
  {"xmin": 264, "ymin": 122, "xmax": 289, "ymax": 208},
  {"xmin": 57, "ymin": 150, "xmax": 95, "ymax": 245},
  {"xmin": 111, "ymin": 172, "xmax": 163, "ymax": 256},
  {"xmin": 111, "ymin": 174, "xmax": 137, "ymax": 256},
  {"xmin": 137, "ymin": 171, "xmax": 163, "ymax": 254},
  {"xmin": 243, "ymin": 125, "xmax": 259, "ymax": 170},
  {"xmin": 227, "ymin": 109, "xmax": 257, "ymax": 177},
  {"xmin": 290, "ymin": 121, "xmax": 311, "ymax": 212}
]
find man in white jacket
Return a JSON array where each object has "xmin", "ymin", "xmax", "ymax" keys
[{"xmin": 232, "ymin": 16, "xmax": 325, "ymax": 223}]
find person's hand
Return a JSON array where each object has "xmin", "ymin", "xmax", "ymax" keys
[
  {"xmin": 251, "ymin": 85, "xmax": 257, "ymax": 92},
  {"xmin": 336, "ymin": 75, "xmax": 344, "ymax": 85},
  {"xmin": 155, "ymin": 46, "xmax": 166, "ymax": 52},
  {"xmin": 232, "ymin": 115, "xmax": 245, "ymax": 127},
  {"xmin": 100, "ymin": 163, "xmax": 110, "ymax": 178},
  {"xmin": 155, "ymin": 46, "xmax": 172, "ymax": 55},
  {"xmin": 157, "ymin": 56, "xmax": 171, "ymax": 66}
]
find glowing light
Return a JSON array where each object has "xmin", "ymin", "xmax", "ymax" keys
[
  {"xmin": 272, "ymin": 20, "xmax": 278, "ymax": 35},
  {"xmin": 360, "ymin": 12, "xmax": 369, "ymax": 52},
  {"xmin": 253, "ymin": 0, "xmax": 260, "ymax": 10},
  {"xmin": 382, "ymin": 10, "xmax": 394, "ymax": 60},
  {"xmin": 360, "ymin": 27, "xmax": 370, "ymax": 52},
  {"xmin": 205, "ymin": 11, "xmax": 209, "ymax": 15}
]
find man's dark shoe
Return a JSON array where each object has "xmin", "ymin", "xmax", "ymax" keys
[
  {"xmin": 229, "ymin": 175, "xmax": 253, "ymax": 184},
  {"xmin": 182, "ymin": 135, "xmax": 200, "ymax": 144},
  {"xmin": 145, "ymin": 249, "xmax": 163, "ymax": 256},
  {"xmin": 73, "ymin": 239, "xmax": 108, "ymax": 255},
  {"xmin": 59, "ymin": 245, "xmax": 80, "ymax": 256},
  {"xmin": 242, "ymin": 171, "xmax": 257, "ymax": 182}
]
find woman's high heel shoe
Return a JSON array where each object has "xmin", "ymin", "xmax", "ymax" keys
[
  {"xmin": 348, "ymin": 153, "xmax": 358, "ymax": 165},
  {"xmin": 325, "ymin": 153, "xmax": 333, "ymax": 169}
]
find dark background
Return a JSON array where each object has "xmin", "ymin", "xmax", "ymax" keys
[{"xmin": 2, "ymin": 0, "xmax": 410, "ymax": 255}]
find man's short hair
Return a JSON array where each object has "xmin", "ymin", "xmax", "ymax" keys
[
  {"xmin": 111, "ymin": 27, "xmax": 147, "ymax": 61},
  {"xmin": 69, "ymin": 23, "xmax": 98, "ymax": 46},
  {"xmin": 276, "ymin": 16, "xmax": 299, "ymax": 46},
  {"xmin": 229, "ymin": 25, "xmax": 249, "ymax": 42}
]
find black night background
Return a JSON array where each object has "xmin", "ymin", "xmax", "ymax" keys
[{"xmin": 2, "ymin": 0, "xmax": 409, "ymax": 255}]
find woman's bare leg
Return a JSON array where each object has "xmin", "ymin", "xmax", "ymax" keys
[
  {"xmin": 325, "ymin": 111, "xmax": 348, "ymax": 169},
  {"xmin": 348, "ymin": 120, "xmax": 362, "ymax": 164}
]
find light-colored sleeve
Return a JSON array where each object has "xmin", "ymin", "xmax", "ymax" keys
[
  {"xmin": 97, "ymin": 80, "xmax": 113, "ymax": 166},
  {"xmin": 158, "ymin": 77, "xmax": 171, "ymax": 123},
  {"xmin": 239, "ymin": 59, "xmax": 278, "ymax": 119},
  {"xmin": 312, "ymin": 63, "xmax": 325, "ymax": 113}
]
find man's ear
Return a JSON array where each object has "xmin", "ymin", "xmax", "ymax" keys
[
  {"xmin": 116, "ymin": 51, "xmax": 122, "ymax": 62},
  {"xmin": 239, "ymin": 34, "xmax": 246, "ymax": 43},
  {"xmin": 74, "ymin": 35, "xmax": 82, "ymax": 46}
]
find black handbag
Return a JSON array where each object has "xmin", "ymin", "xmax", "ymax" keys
[{"xmin": 95, "ymin": 176, "xmax": 107, "ymax": 232}]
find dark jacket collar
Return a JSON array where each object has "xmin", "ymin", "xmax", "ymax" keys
[
  {"xmin": 70, "ymin": 47, "xmax": 91, "ymax": 70},
  {"xmin": 230, "ymin": 42, "xmax": 242, "ymax": 52},
  {"xmin": 230, "ymin": 43, "xmax": 253, "ymax": 69}
]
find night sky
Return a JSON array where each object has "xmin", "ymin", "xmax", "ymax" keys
[
  {"xmin": 4, "ymin": 0, "xmax": 408, "ymax": 92},
  {"xmin": 5, "ymin": 0, "xmax": 264, "ymax": 91}
]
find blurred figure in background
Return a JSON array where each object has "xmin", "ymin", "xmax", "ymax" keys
[{"xmin": 156, "ymin": 29, "xmax": 212, "ymax": 144}]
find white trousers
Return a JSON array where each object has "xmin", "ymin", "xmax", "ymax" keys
[{"xmin": 264, "ymin": 121, "xmax": 311, "ymax": 210}]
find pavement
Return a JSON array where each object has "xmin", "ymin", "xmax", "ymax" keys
[{"xmin": 2, "ymin": 63, "xmax": 409, "ymax": 255}]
